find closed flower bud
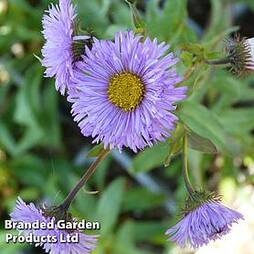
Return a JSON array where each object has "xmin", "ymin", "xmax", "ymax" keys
[
  {"xmin": 206, "ymin": 35, "xmax": 254, "ymax": 76},
  {"xmin": 226, "ymin": 36, "xmax": 254, "ymax": 74}
]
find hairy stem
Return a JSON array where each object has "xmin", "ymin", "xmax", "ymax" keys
[
  {"xmin": 59, "ymin": 148, "xmax": 110, "ymax": 211},
  {"xmin": 205, "ymin": 57, "xmax": 231, "ymax": 65},
  {"xmin": 183, "ymin": 134, "xmax": 195, "ymax": 197}
]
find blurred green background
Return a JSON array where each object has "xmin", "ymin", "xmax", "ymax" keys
[{"xmin": 0, "ymin": 0, "xmax": 254, "ymax": 253}]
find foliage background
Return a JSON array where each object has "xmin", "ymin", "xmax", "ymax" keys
[{"xmin": 0, "ymin": 0, "xmax": 254, "ymax": 253}]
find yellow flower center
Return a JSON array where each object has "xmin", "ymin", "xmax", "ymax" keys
[{"xmin": 108, "ymin": 72, "xmax": 145, "ymax": 111}]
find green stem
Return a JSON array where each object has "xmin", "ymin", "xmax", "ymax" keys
[
  {"xmin": 125, "ymin": 0, "xmax": 146, "ymax": 35},
  {"xmin": 205, "ymin": 57, "xmax": 231, "ymax": 65},
  {"xmin": 59, "ymin": 148, "xmax": 110, "ymax": 211},
  {"xmin": 183, "ymin": 134, "xmax": 195, "ymax": 197}
]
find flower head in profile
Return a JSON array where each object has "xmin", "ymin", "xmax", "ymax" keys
[
  {"xmin": 42, "ymin": 0, "xmax": 92, "ymax": 95},
  {"xmin": 166, "ymin": 191, "xmax": 244, "ymax": 249},
  {"xmin": 225, "ymin": 35, "xmax": 254, "ymax": 75},
  {"xmin": 11, "ymin": 197, "xmax": 98, "ymax": 254},
  {"xmin": 69, "ymin": 31, "xmax": 187, "ymax": 152}
]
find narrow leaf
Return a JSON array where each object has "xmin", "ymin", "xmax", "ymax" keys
[
  {"xmin": 96, "ymin": 178, "xmax": 125, "ymax": 235},
  {"xmin": 178, "ymin": 100, "xmax": 229, "ymax": 154},
  {"xmin": 187, "ymin": 129, "xmax": 218, "ymax": 154}
]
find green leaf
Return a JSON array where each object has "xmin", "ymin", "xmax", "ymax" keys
[
  {"xmin": 180, "ymin": 51, "xmax": 193, "ymax": 67},
  {"xmin": 112, "ymin": 221, "xmax": 154, "ymax": 254},
  {"xmin": 77, "ymin": 0, "xmax": 110, "ymax": 36},
  {"xmin": 110, "ymin": 2, "xmax": 132, "ymax": 27},
  {"xmin": 178, "ymin": 100, "xmax": 229, "ymax": 154},
  {"xmin": 0, "ymin": 230, "xmax": 28, "ymax": 253},
  {"xmin": 187, "ymin": 129, "xmax": 218, "ymax": 154},
  {"xmin": 132, "ymin": 142, "xmax": 169, "ymax": 172},
  {"xmin": 164, "ymin": 125, "xmax": 184, "ymax": 167},
  {"xmin": 0, "ymin": 123, "xmax": 18, "ymax": 156},
  {"xmin": 133, "ymin": 221, "xmax": 167, "ymax": 243},
  {"xmin": 202, "ymin": 0, "xmax": 231, "ymax": 42},
  {"xmin": 126, "ymin": 2, "xmax": 146, "ymax": 30},
  {"xmin": 19, "ymin": 187, "xmax": 40, "ymax": 200},
  {"xmin": 40, "ymin": 83, "xmax": 61, "ymax": 148},
  {"xmin": 96, "ymin": 178, "xmax": 125, "ymax": 235},
  {"xmin": 122, "ymin": 187, "xmax": 166, "ymax": 212},
  {"xmin": 13, "ymin": 65, "xmax": 44, "ymax": 154},
  {"xmin": 146, "ymin": 0, "xmax": 197, "ymax": 45},
  {"xmin": 94, "ymin": 156, "xmax": 112, "ymax": 189},
  {"xmin": 220, "ymin": 109, "xmax": 254, "ymax": 135},
  {"xmin": 10, "ymin": 155, "xmax": 48, "ymax": 187},
  {"xmin": 181, "ymin": 43, "xmax": 204, "ymax": 58}
]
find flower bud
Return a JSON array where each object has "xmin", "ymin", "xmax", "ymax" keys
[{"xmin": 226, "ymin": 36, "xmax": 254, "ymax": 75}]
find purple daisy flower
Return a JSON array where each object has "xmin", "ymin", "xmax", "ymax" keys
[
  {"xmin": 166, "ymin": 198, "xmax": 244, "ymax": 249},
  {"xmin": 42, "ymin": 0, "xmax": 89, "ymax": 95},
  {"xmin": 11, "ymin": 197, "xmax": 98, "ymax": 254},
  {"xmin": 69, "ymin": 31, "xmax": 187, "ymax": 152}
]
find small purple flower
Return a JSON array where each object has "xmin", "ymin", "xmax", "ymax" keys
[
  {"xmin": 166, "ymin": 198, "xmax": 243, "ymax": 249},
  {"xmin": 69, "ymin": 31, "xmax": 187, "ymax": 152},
  {"xmin": 11, "ymin": 197, "xmax": 98, "ymax": 254},
  {"xmin": 41, "ymin": 0, "xmax": 89, "ymax": 95}
]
